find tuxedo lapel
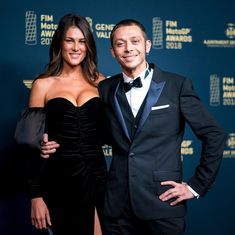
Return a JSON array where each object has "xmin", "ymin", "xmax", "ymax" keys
[
  {"xmin": 112, "ymin": 81, "xmax": 132, "ymax": 142},
  {"xmin": 136, "ymin": 79, "xmax": 165, "ymax": 136},
  {"xmin": 108, "ymin": 66, "xmax": 165, "ymax": 142}
]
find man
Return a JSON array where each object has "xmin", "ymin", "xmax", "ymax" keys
[{"xmin": 42, "ymin": 19, "xmax": 226, "ymax": 235}]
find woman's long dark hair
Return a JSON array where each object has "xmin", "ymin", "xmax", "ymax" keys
[{"xmin": 36, "ymin": 13, "xmax": 99, "ymax": 86}]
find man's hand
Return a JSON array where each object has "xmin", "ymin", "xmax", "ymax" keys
[
  {"xmin": 159, "ymin": 181, "xmax": 194, "ymax": 206},
  {"xmin": 40, "ymin": 133, "xmax": 60, "ymax": 158}
]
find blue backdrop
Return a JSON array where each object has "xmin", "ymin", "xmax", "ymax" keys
[{"xmin": 1, "ymin": 1, "xmax": 234, "ymax": 235}]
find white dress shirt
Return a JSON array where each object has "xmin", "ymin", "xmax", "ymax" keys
[{"xmin": 123, "ymin": 65, "xmax": 153, "ymax": 117}]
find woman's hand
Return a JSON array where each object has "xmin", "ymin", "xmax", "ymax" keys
[{"xmin": 31, "ymin": 197, "xmax": 52, "ymax": 229}]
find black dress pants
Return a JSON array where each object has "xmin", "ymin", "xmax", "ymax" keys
[{"xmin": 102, "ymin": 197, "xmax": 185, "ymax": 235}]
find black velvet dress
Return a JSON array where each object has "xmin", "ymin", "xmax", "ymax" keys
[{"xmin": 16, "ymin": 97, "xmax": 107, "ymax": 235}]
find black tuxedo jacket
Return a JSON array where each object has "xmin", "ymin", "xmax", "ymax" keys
[{"xmin": 98, "ymin": 64, "xmax": 225, "ymax": 220}]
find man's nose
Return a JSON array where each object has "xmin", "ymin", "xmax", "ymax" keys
[{"xmin": 125, "ymin": 41, "xmax": 133, "ymax": 51}]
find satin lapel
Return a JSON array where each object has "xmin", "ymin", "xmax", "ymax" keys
[
  {"xmin": 112, "ymin": 81, "xmax": 131, "ymax": 142},
  {"xmin": 136, "ymin": 80, "xmax": 166, "ymax": 136}
]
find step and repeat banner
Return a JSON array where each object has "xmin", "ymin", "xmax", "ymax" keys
[{"xmin": 1, "ymin": 1, "xmax": 234, "ymax": 235}]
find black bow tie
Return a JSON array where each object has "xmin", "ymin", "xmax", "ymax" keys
[{"xmin": 123, "ymin": 77, "xmax": 142, "ymax": 92}]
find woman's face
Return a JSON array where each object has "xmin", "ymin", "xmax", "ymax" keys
[{"xmin": 62, "ymin": 26, "xmax": 87, "ymax": 67}]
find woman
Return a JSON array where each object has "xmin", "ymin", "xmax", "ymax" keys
[{"xmin": 16, "ymin": 13, "xmax": 107, "ymax": 235}]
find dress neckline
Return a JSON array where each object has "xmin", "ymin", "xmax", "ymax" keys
[{"xmin": 46, "ymin": 96, "xmax": 100, "ymax": 108}]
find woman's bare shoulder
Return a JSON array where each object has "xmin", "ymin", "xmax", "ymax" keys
[
  {"xmin": 29, "ymin": 77, "xmax": 55, "ymax": 107},
  {"xmin": 33, "ymin": 76, "xmax": 55, "ymax": 87}
]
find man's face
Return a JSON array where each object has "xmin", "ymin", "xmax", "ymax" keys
[{"xmin": 110, "ymin": 25, "xmax": 151, "ymax": 77}]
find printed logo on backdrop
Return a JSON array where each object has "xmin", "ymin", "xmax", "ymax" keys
[
  {"xmin": 84, "ymin": 17, "xmax": 115, "ymax": 38},
  {"xmin": 203, "ymin": 22, "xmax": 235, "ymax": 48},
  {"xmin": 210, "ymin": 75, "xmax": 235, "ymax": 106},
  {"xmin": 25, "ymin": 11, "xmax": 115, "ymax": 47},
  {"xmin": 25, "ymin": 11, "xmax": 37, "ymax": 45},
  {"xmin": 152, "ymin": 17, "xmax": 192, "ymax": 50},
  {"xmin": 223, "ymin": 133, "xmax": 235, "ymax": 158},
  {"xmin": 25, "ymin": 11, "xmax": 57, "ymax": 46},
  {"xmin": 87, "ymin": 17, "xmax": 115, "ymax": 39},
  {"xmin": 181, "ymin": 140, "xmax": 194, "ymax": 161}
]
